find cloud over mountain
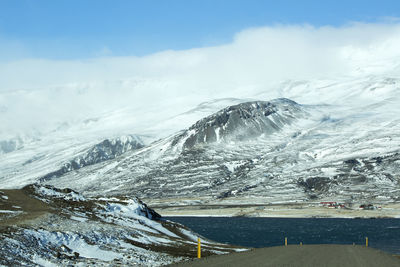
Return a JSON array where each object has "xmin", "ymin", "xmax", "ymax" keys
[{"xmin": 1, "ymin": 22, "xmax": 400, "ymax": 136}]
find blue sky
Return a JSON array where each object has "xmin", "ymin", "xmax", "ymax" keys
[{"xmin": 1, "ymin": 0, "xmax": 400, "ymax": 60}]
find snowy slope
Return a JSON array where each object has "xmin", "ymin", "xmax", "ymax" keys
[
  {"xmin": 0, "ymin": 185, "xmax": 241, "ymax": 266},
  {"xmin": 0, "ymin": 93, "xmax": 249, "ymax": 189},
  {"xmin": 0, "ymin": 63, "xmax": 399, "ymax": 205},
  {"xmin": 41, "ymin": 75, "xmax": 400, "ymax": 204}
]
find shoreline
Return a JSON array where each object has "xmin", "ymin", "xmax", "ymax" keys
[
  {"xmin": 149, "ymin": 202, "xmax": 400, "ymax": 219},
  {"xmin": 163, "ymin": 214, "xmax": 399, "ymax": 218}
]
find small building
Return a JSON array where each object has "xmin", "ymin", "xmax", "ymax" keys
[
  {"xmin": 320, "ymin": 201, "xmax": 337, "ymax": 208},
  {"xmin": 320, "ymin": 202, "xmax": 346, "ymax": 209}
]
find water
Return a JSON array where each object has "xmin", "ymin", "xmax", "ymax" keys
[{"xmin": 165, "ymin": 217, "xmax": 400, "ymax": 255}]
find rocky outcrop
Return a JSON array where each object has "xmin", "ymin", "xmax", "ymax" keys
[
  {"xmin": 173, "ymin": 98, "xmax": 305, "ymax": 149},
  {"xmin": 40, "ymin": 135, "xmax": 144, "ymax": 181}
]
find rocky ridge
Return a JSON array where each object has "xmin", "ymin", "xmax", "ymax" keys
[
  {"xmin": 0, "ymin": 184, "xmax": 241, "ymax": 266},
  {"xmin": 42, "ymin": 97, "xmax": 400, "ymax": 206},
  {"xmin": 40, "ymin": 135, "xmax": 144, "ymax": 181}
]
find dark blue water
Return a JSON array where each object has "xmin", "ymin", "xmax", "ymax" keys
[{"xmin": 166, "ymin": 217, "xmax": 400, "ymax": 255}]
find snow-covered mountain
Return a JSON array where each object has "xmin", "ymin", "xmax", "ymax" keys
[
  {"xmin": 2, "ymin": 21, "xmax": 400, "ymax": 266},
  {"xmin": 1, "ymin": 69, "xmax": 399, "ymax": 206},
  {"xmin": 40, "ymin": 135, "xmax": 144, "ymax": 181},
  {"xmin": 0, "ymin": 133, "xmax": 145, "ymax": 188},
  {"xmin": 0, "ymin": 137, "xmax": 24, "ymax": 154},
  {"xmin": 1, "ymin": 63, "xmax": 400, "ymax": 265},
  {"xmin": 37, "ymin": 83, "xmax": 400, "ymax": 205},
  {"xmin": 172, "ymin": 99, "xmax": 305, "ymax": 149}
]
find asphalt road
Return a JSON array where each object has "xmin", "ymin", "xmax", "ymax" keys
[{"xmin": 170, "ymin": 245, "xmax": 400, "ymax": 267}]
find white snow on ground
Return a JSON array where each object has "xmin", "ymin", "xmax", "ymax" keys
[
  {"xmin": 1, "ymin": 71, "xmax": 399, "ymax": 194},
  {"xmin": 70, "ymin": 216, "xmax": 88, "ymax": 222},
  {"xmin": 0, "ymin": 210, "xmax": 19, "ymax": 214},
  {"xmin": 34, "ymin": 186, "xmax": 85, "ymax": 201},
  {"xmin": 128, "ymin": 235, "xmax": 174, "ymax": 245},
  {"xmin": 32, "ymin": 255, "xmax": 58, "ymax": 267},
  {"xmin": 224, "ymin": 161, "xmax": 246, "ymax": 173},
  {"xmin": 99, "ymin": 200, "xmax": 179, "ymax": 238},
  {"xmin": 24, "ymin": 229, "xmax": 121, "ymax": 261},
  {"xmin": 1, "ymin": 72, "xmax": 399, "ymax": 198},
  {"xmin": 103, "ymin": 200, "xmax": 147, "ymax": 218},
  {"xmin": 0, "ymin": 24, "xmax": 399, "ymax": 267},
  {"xmin": 97, "ymin": 197, "xmax": 120, "ymax": 201},
  {"xmin": 0, "ymin": 185, "xmax": 242, "ymax": 266}
]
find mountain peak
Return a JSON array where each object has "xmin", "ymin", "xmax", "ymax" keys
[{"xmin": 174, "ymin": 98, "xmax": 304, "ymax": 149}]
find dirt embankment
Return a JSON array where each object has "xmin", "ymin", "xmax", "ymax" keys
[{"xmin": 170, "ymin": 244, "xmax": 400, "ymax": 267}]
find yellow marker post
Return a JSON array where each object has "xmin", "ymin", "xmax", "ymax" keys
[
  {"xmin": 366, "ymin": 237, "xmax": 368, "ymax": 247},
  {"xmin": 300, "ymin": 242, "xmax": 302, "ymax": 246},
  {"xmin": 285, "ymin": 237, "xmax": 287, "ymax": 246},
  {"xmin": 197, "ymin": 238, "xmax": 201, "ymax": 258}
]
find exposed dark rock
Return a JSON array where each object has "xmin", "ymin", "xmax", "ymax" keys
[
  {"xmin": 0, "ymin": 138, "xmax": 23, "ymax": 154},
  {"xmin": 173, "ymin": 98, "xmax": 304, "ymax": 149},
  {"xmin": 298, "ymin": 177, "xmax": 332, "ymax": 192},
  {"xmin": 344, "ymin": 159, "xmax": 360, "ymax": 166},
  {"xmin": 40, "ymin": 135, "xmax": 144, "ymax": 181}
]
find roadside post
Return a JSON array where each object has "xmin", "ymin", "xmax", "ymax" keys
[
  {"xmin": 366, "ymin": 237, "xmax": 368, "ymax": 247},
  {"xmin": 198, "ymin": 237, "xmax": 201, "ymax": 258},
  {"xmin": 285, "ymin": 237, "xmax": 287, "ymax": 246}
]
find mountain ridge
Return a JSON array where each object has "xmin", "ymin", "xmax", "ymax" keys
[{"xmin": 40, "ymin": 96, "xmax": 400, "ymax": 206}]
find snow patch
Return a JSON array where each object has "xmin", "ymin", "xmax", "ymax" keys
[
  {"xmin": 32, "ymin": 255, "xmax": 58, "ymax": 267},
  {"xmin": 34, "ymin": 186, "xmax": 85, "ymax": 202},
  {"xmin": 24, "ymin": 229, "xmax": 121, "ymax": 261},
  {"xmin": 70, "ymin": 216, "xmax": 88, "ymax": 222},
  {"xmin": 0, "ymin": 210, "xmax": 19, "ymax": 214},
  {"xmin": 224, "ymin": 161, "xmax": 245, "ymax": 173}
]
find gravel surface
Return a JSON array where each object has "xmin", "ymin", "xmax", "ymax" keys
[{"xmin": 170, "ymin": 244, "xmax": 400, "ymax": 267}]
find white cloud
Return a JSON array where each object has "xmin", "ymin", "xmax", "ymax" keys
[{"xmin": 1, "ymin": 22, "xmax": 400, "ymax": 136}]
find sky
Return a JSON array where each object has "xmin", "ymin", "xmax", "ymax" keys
[
  {"xmin": 1, "ymin": 1, "xmax": 400, "ymax": 136},
  {"xmin": 1, "ymin": 0, "xmax": 400, "ymax": 60}
]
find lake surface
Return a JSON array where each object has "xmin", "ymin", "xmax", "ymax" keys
[{"xmin": 165, "ymin": 217, "xmax": 400, "ymax": 255}]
